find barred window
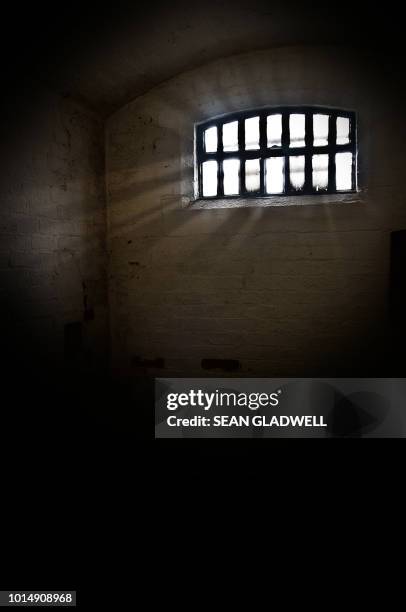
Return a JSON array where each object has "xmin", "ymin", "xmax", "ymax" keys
[{"xmin": 196, "ymin": 107, "xmax": 357, "ymax": 199}]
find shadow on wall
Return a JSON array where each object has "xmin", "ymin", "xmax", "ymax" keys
[
  {"xmin": 105, "ymin": 46, "xmax": 406, "ymax": 383},
  {"xmin": 2, "ymin": 49, "xmax": 406, "ymax": 436},
  {"xmin": 0, "ymin": 85, "xmax": 111, "ymax": 438},
  {"xmin": 107, "ymin": 168, "xmax": 393, "ymax": 380}
]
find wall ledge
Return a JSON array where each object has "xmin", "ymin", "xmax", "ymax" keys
[{"xmin": 188, "ymin": 192, "xmax": 364, "ymax": 210}]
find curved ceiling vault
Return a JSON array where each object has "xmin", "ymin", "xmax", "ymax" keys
[{"xmin": 4, "ymin": 0, "xmax": 402, "ymax": 118}]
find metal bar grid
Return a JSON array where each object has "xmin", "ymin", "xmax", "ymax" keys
[{"xmin": 196, "ymin": 106, "xmax": 357, "ymax": 199}]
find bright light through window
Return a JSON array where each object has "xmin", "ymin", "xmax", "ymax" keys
[
  {"xmin": 223, "ymin": 159, "xmax": 240, "ymax": 195},
  {"xmin": 266, "ymin": 157, "xmax": 285, "ymax": 194},
  {"xmin": 204, "ymin": 126, "xmax": 217, "ymax": 153},
  {"xmin": 336, "ymin": 152, "xmax": 352, "ymax": 190},
  {"xmin": 290, "ymin": 155, "xmax": 305, "ymax": 191},
  {"xmin": 312, "ymin": 154, "xmax": 329, "ymax": 191},
  {"xmin": 245, "ymin": 159, "xmax": 260, "ymax": 192},
  {"xmin": 337, "ymin": 117, "xmax": 350, "ymax": 145},
  {"xmin": 245, "ymin": 116, "xmax": 260, "ymax": 150},
  {"xmin": 289, "ymin": 114, "xmax": 305, "ymax": 147},
  {"xmin": 202, "ymin": 160, "xmax": 218, "ymax": 196},
  {"xmin": 197, "ymin": 107, "xmax": 356, "ymax": 198},
  {"xmin": 267, "ymin": 114, "xmax": 282, "ymax": 148},
  {"xmin": 313, "ymin": 114, "xmax": 329, "ymax": 146},
  {"xmin": 223, "ymin": 121, "xmax": 238, "ymax": 152}
]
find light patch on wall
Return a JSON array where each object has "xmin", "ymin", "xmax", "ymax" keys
[
  {"xmin": 290, "ymin": 155, "xmax": 305, "ymax": 191},
  {"xmin": 289, "ymin": 113, "xmax": 305, "ymax": 147},
  {"xmin": 336, "ymin": 152, "xmax": 352, "ymax": 190},
  {"xmin": 223, "ymin": 159, "xmax": 240, "ymax": 195},
  {"xmin": 223, "ymin": 121, "xmax": 238, "ymax": 152},
  {"xmin": 336, "ymin": 117, "xmax": 350, "ymax": 145},
  {"xmin": 245, "ymin": 116, "xmax": 260, "ymax": 150},
  {"xmin": 266, "ymin": 157, "xmax": 284, "ymax": 194},
  {"xmin": 267, "ymin": 114, "xmax": 282, "ymax": 147},
  {"xmin": 312, "ymin": 154, "xmax": 329, "ymax": 191},
  {"xmin": 245, "ymin": 159, "xmax": 260, "ymax": 192},
  {"xmin": 313, "ymin": 114, "xmax": 329, "ymax": 146},
  {"xmin": 202, "ymin": 160, "xmax": 218, "ymax": 196},
  {"xmin": 204, "ymin": 126, "xmax": 217, "ymax": 152}
]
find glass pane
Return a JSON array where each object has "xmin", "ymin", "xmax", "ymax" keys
[
  {"xmin": 204, "ymin": 126, "xmax": 217, "ymax": 152},
  {"xmin": 202, "ymin": 160, "xmax": 218, "ymax": 197},
  {"xmin": 336, "ymin": 117, "xmax": 350, "ymax": 145},
  {"xmin": 245, "ymin": 116, "xmax": 260, "ymax": 150},
  {"xmin": 336, "ymin": 152, "xmax": 353, "ymax": 191},
  {"xmin": 245, "ymin": 159, "xmax": 260, "ymax": 192},
  {"xmin": 267, "ymin": 114, "xmax": 282, "ymax": 147},
  {"xmin": 312, "ymin": 154, "xmax": 329, "ymax": 191},
  {"xmin": 290, "ymin": 155, "xmax": 305, "ymax": 191},
  {"xmin": 223, "ymin": 159, "xmax": 240, "ymax": 195},
  {"xmin": 289, "ymin": 113, "xmax": 305, "ymax": 147},
  {"xmin": 266, "ymin": 157, "xmax": 285, "ymax": 194},
  {"xmin": 222, "ymin": 121, "xmax": 239, "ymax": 152},
  {"xmin": 313, "ymin": 114, "xmax": 329, "ymax": 146}
]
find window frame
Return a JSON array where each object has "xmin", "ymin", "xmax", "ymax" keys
[{"xmin": 196, "ymin": 106, "xmax": 357, "ymax": 199}]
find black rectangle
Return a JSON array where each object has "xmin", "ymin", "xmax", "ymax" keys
[{"xmin": 0, "ymin": 592, "xmax": 76, "ymax": 607}]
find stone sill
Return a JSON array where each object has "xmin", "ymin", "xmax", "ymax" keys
[{"xmin": 189, "ymin": 192, "xmax": 364, "ymax": 209}]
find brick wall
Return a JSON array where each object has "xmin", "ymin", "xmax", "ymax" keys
[
  {"xmin": 0, "ymin": 86, "xmax": 109, "ymax": 375},
  {"xmin": 106, "ymin": 46, "xmax": 406, "ymax": 378}
]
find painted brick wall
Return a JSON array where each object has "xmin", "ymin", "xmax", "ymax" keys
[
  {"xmin": 106, "ymin": 46, "xmax": 406, "ymax": 377},
  {"xmin": 0, "ymin": 86, "xmax": 109, "ymax": 375}
]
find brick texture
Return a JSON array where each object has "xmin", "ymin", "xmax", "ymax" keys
[
  {"xmin": 106, "ymin": 46, "xmax": 406, "ymax": 377},
  {"xmin": 0, "ymin": 88, "xmax": 109, "ymax": 371}
]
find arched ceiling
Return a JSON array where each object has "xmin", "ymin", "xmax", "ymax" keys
[{"xmin": 2, "ymin": 0, "xmax": 402, "ymax": 118}]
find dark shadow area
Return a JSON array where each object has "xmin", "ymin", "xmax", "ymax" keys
[
  {"xmin": 389, "ymin": 230, "xmax": 406, "ymax": 375},
  {"xmin": 1, "ymin": 0, "xmax": 406, "ymax": 602}
]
